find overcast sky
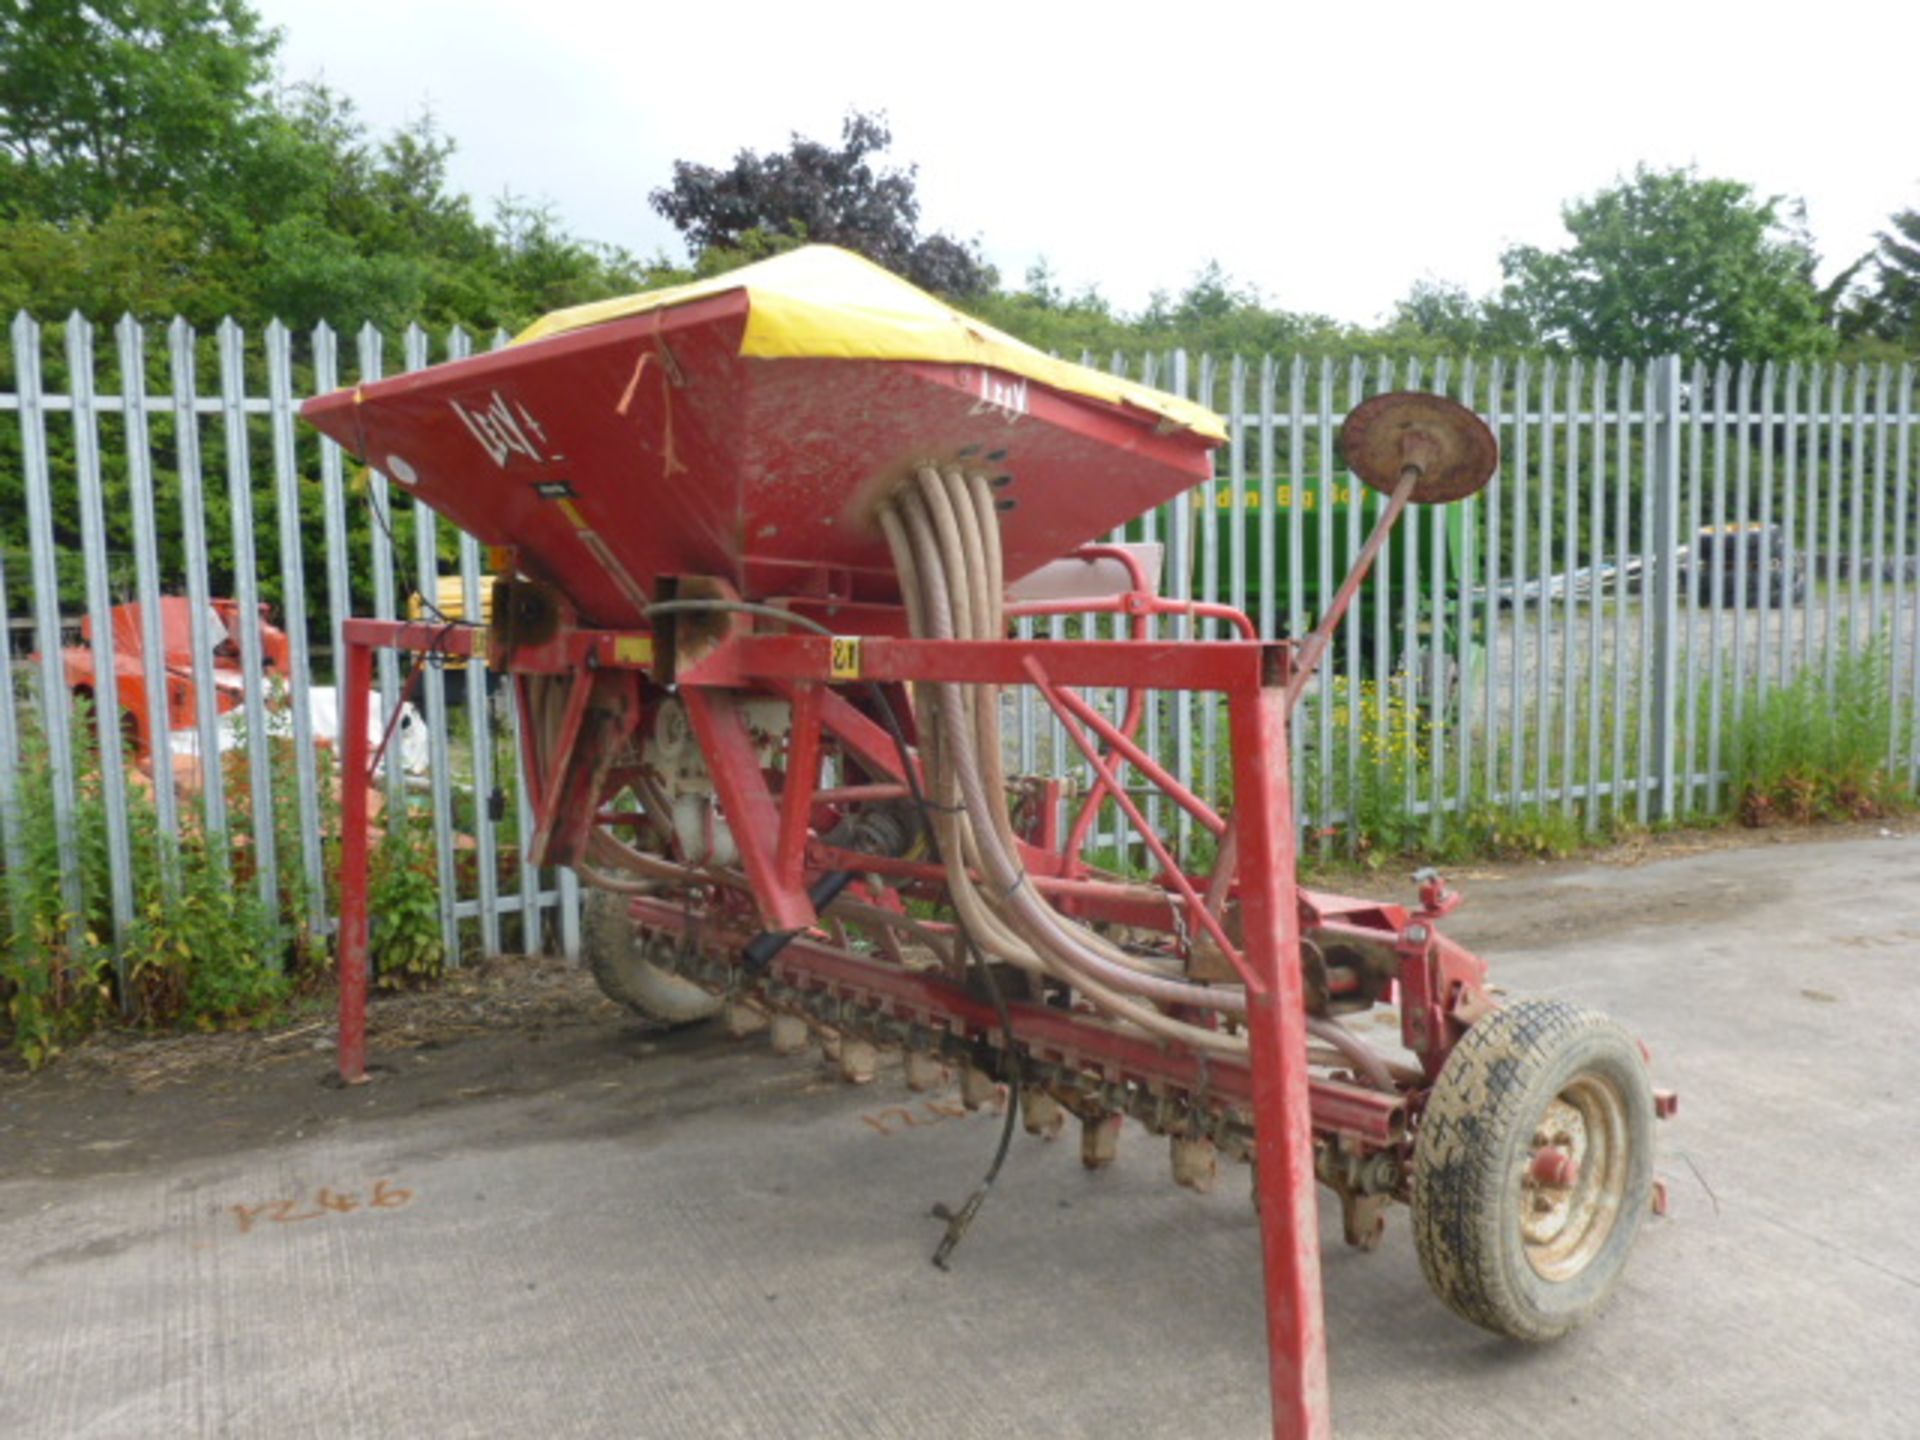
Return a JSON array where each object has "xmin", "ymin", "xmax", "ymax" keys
[{"xmin": 259, "ymin": 0, "xmax": 1917, "ymax": 326}]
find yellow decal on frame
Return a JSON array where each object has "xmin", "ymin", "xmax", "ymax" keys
[{"xmin": 830, "ymin": 636, "xmax": 862, "ymax": 680}]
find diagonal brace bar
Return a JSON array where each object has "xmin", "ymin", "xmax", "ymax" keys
[{"xmin": 1024, "ymin": 656, "xmax": 1246, "ymax": 983}]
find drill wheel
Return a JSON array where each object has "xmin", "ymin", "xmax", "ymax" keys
[{"xmin": 1411, "ymin": 997, "xmax": 1657, "ymax": 1341}]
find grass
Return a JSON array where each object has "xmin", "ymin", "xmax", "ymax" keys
[{"xmin": 1726, "ymin": 640, "xmax": 1905, "ymax": 825}]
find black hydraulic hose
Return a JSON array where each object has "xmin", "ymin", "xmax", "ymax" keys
[{"xmin": 931, "ymin": 928, "xmax": 1021, "ymax": 1271}]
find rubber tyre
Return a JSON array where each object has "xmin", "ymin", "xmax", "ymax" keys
[
  {"xmin": 581, "ymin": 888, "xmax": 721, "ymax": 1027},
  {"xmin": 1411, "ymin": 998, "xmax": 1655, "ymax": 1341}
]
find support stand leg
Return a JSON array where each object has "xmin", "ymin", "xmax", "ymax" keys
[
  {"xmin": 1229, "ymin": 680, "xmax": 1331, "ymax": 1440},
  {"xmin": 337, "ymin": 637, "xmax": 372, "ymax": 1085}
]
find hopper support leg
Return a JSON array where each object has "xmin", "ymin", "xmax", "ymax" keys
[
  {"xmin": 681, "ymin": 686, "xmax": 816, "ymax": 932},
  {"xmin": 1229, "ymin": 679, "xmax": 1332, "ymax": 1440},
  {"xmin": 337, "ymin": 635, "xmax": 373, "ymax": 1085}
]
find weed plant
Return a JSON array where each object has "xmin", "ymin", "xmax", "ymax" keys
[
  {"xmin": 1726, "ymin": 641, "xmax": 1909, "ymax": 824},
  {"xmin": 368, "ymin": 801, "xmax": 445, "ymax": 988},
  {"xmin": 1299, "ymin": 677, "xmax": 1603, "ymax": 866},
  {"xmin": 0, "ymin": 694, "xmax": 294, "ymax": 1066},
  {"xmin": 0, "ymin": 677, "xmax": 445, "ymax": 1068}
]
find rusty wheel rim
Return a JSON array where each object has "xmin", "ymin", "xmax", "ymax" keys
[{"xmin": 1520, "ymin": 1073, "xmax": 1630, "ymax": 1283}]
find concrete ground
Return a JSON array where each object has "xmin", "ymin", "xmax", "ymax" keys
[{"xmin": 4, "ymin": 830, "xmax": 1918, "ymax": 1439}]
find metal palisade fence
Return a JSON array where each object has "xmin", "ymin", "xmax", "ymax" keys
[
  {"xmin": 2, "ymin": 315, "xmax": 1917, "ymax": 968},
  {"xmin": 1051, "ymin": 351, "xmax": 1920, "ymax": 858},
  {"xmin": 0, "ymin": 314, "xmax": 578, "ymax": 969}
]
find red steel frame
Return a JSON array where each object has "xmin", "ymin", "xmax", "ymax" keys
[{"xmin": 335, "ymin": 617, "xmax": 1334, "ymax": 1438}]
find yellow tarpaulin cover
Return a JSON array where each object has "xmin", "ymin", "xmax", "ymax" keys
[{"xmin": 512, "ymin": 244, "xmax": 1227, "ymax": 443}]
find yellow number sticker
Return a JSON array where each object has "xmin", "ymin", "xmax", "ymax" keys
[{"xmin": 830, "ymin": 636, "xmax": 862, "ymax": 680}]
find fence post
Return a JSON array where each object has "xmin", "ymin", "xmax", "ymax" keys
[
  {"xmin": 118, "ymin": 316, "xmax": 181, "ymax": 894},
  {"xmin": 14, "ymin": 312, "xmax": 87, "ymax": 941},
  {"xmin": 0, "ymin": 534, "xmax": 27, "ymax": 910},
  {"xmin": 408, "ymin": 325, "xmax": 460, "ymax": 967},
  {"xmin": 170, "ymin": 317, "xmax": 230, "ymax": 847},
  {"xmin": 218, "ymin": 318, "xmax": 281, "ymax": 929},
  {"xmin": 266, "ymin": 320, "xmax": 327, "ymax": 933},
  {"xmin": 450, "ymin": 327, "xmax": 504, "ymax": 960},
  {"xmin": 68, "ymin": 314, "xmax": 137, "ymax": 958},
  {"xmin": 1649, "ymin": 355, "xmax": 1683, "ymax": 820},
  {"xmin": 359, "ymin": 324, "xmax": 406, "ymax": 825},
  {"xmin": 1168, "ymin": 348, "xmax": 1194, "ymax": 855}
]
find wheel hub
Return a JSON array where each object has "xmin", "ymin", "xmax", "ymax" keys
[{"xmin": 1520, "ymin": 1077, "xmax": 1629, "ymax": 1282}]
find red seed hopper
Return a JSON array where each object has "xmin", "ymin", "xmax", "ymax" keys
[
  {"xmin": 307, "ymin": 247, "xmax": 1670, "ymax": 1440},
  {"xmin": 301, "ymin": 246, "xmax": 1222, "ymax": 623}
]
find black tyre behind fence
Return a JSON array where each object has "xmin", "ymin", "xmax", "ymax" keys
[{"xmin": 1693, "ymin": 523, "xmax": 1807, "ymax": 609}]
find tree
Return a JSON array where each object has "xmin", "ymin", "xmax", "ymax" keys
[
  {"xmin": 0, "ymin": 0, "xmax": 280, "ymax": 225},
  {"xmin": 0, "ymin": 202, "xmax": 233, "ymax": 319},
  {"xmin": 1384, "ymin": 278, "xmax": 1536, "ymax": 353},
  {"xmin": 649, "ymin": 111, "xmax": 994, "ymax": 297},
  {"xmin": 1498, "ymin": 166, "xmax": 1834, "ymax": 363},
  {"xmin": 0, "ymin": 0, "xmax": 677, "ymax": 636},
  {"xmin": 965, "ymin": 259, "xmax": 1137, "ymax": 358},
  {"xmin": 1143, "ymin": 262, "xmax": 1346, "ymax": 355},
  {"xmin": 487, "ymin": 192, "xmax": 658, "ymax": 319},
  {"xmin": 1846, "ymin": 201, "xmax": 1920, "ymax": 349}
]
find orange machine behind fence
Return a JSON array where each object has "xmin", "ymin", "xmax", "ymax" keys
[{"xmin": 59, "ymin": 597, "xmax": 292, "ymax": 761}]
